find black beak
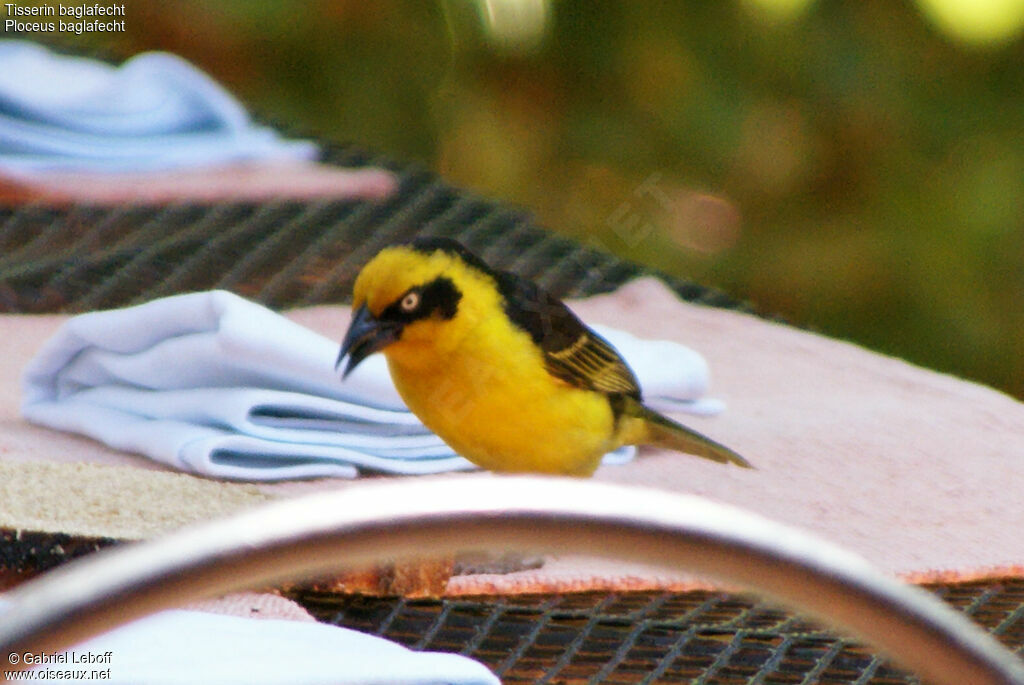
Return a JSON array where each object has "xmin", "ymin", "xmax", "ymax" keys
[{"xmin": 336, "ymin": 304, "xmax": 402, "ymax": 379}]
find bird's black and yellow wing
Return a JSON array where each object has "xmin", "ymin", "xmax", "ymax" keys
[
  {"xmin": 494, "ymin": 266, "xmax": 751, "ymax": 468},
  {"xmin": 493, "ymin": 270, "xmax": 642, "ymax": 398}
]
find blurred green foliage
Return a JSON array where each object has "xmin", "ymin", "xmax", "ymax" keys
[{"xmin": 38, "ymin": 0, "xmax": 1024, "ymax": 397}]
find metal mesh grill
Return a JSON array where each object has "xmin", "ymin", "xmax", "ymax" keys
[
  {"xmin": 294, "ymin": 579, "xmax": 1024, "ymax": 684},
  {"xmin": 0, "ymin": 145, "xmax": 739, "ymax": 315}
]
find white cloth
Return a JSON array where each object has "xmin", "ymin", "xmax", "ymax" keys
[
  {"xmin": 0, "ymin": 41, "xmax": 317, "ymax": 173},
  {"xmin": 21, "ymin": 290, "xmax": 722, "ymax": 480},
  {"xmin": 0, "ymin": 601, "xmax": 498, "ymax": 685}
]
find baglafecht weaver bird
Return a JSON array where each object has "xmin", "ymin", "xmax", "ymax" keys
[{"xmin": 338, "ymin": 238, "xmax": 751, "ymax": 476}]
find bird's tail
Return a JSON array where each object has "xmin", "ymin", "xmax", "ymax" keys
[{"xmin": 625, "ymin": 401, "xmax": 753, "ymax": 468}]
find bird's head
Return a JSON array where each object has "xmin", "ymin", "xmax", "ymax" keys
[{"xmin": 337, "ymin": 238, "xmax": 501, "ymax": 377}]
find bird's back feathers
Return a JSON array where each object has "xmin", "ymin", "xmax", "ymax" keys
[{"xmin": 494, "ymin": 270, "xmax": 643, "ymax": 398}]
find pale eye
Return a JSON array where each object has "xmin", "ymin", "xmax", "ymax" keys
[{"xmin": 400, "ymin": 291, "xmax": 420, "ymax": 312}]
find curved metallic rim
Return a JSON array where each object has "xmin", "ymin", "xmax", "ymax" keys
[{"xmin": 0, "ymin": 475, "xmax": 1021, "ymax": 684}]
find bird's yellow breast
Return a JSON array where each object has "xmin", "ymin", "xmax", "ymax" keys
[{"xmin": 384, "ymin": 311, "xmax": 618, "ymax": 476}]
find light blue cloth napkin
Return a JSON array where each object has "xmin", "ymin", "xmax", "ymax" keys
[
  {"xmin": 0, "ymin": 601, "xmax": 499, "ymax": 685},
  {"xmin": 21, "ymin": 290, "xmax": 722, "ymax": 480},
  {"xmin": 0, "ymin": 40, "xmax": 317, "ymax": 173}
]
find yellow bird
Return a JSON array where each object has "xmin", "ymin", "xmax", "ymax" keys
[{"xmin": 337, "ymin": 238, "xmax": 752, "ymax": 476}]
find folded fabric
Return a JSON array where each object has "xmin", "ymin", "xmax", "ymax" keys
[
  {"xmin": 0, "ymin": 600, "xmax": 499, "ymax": 685},
  {"xmin": 0, "ymin": 41, "xmax": 317, "ymax": 173},
  {"xmin": 21, "ymin": 290, "xmax": 722, "ymax": 480}
]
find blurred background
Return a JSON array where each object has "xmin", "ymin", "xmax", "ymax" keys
[{"xmin": 28, "ymin": 0, "xmax": 1024, "ymax": 398}]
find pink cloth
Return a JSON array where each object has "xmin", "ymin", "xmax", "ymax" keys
[
  {"xmin": 3, "ymin": 279, "xmax": 1023, "ymax": 593},
  {"xmin": 0, "ymin": 162, "xmax": 396, "ymax": 205}
]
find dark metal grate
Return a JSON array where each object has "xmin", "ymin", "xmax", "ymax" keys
[
  {"xmin": 0, "ymin": 145, "xmax": 740, "ymax": 315},
  {"xmin": 294, "ymin": 579, "xmax": 1024, "ymax": 684}
]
